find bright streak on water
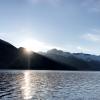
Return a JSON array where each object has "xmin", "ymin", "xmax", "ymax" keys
[
  {"xmin": 0, "ymin": 71, "xmax": 100, "ymax": 100},
  {"xmin": 22, "ymin": 71, "xmax": 32, "ymax": 100}
]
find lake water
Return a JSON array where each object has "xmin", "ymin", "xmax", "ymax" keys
[{"xmin": 0, "ymin": 71, "xmax": 100, "ymax": 100}]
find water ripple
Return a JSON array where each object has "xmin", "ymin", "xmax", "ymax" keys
[{"xmin": 0, "ymin": 71, "xmax": 100, "ymax": 100}]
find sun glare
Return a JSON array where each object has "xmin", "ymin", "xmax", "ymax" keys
[
  {"xmin": 25, "ymin": 47, "xmax": 32, "ymax": 53},
  {"xmin": 22, "ymin": 39, "xmax": 44, "ymax": 52},
  {"xmin": 20, "ymin": 38, "xmax": 58, "ymax": 53}
]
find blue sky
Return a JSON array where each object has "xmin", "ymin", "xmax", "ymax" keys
[{"xmin": 0, "ymin": 0, "xmax": 100, "ymax": 54}]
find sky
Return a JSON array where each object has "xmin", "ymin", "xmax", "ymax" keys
[{"xmin": 0, "ymin": 0, "xmax": 100, "ymax": 54}]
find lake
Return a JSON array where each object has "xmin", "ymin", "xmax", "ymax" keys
[{"xmin": 0, "ymin": 71, "xmax": 100, "ymax": 100}]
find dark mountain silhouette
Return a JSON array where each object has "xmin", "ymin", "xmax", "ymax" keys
[
  {"xmin": 0, "ymin": 39, "xmax": 18, "ymax": 67},
  {"xmin": 1, "ymin": 39, "xmax": 100, "ymax": 70},
  {"xmin": 40, "ymin": 49, "xmax": 100, "ymax": 70},
  {"xmin": 0, "ymin": 39, "xmax": 76, "ymax": 70}
]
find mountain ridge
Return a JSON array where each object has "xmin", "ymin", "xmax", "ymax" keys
[
  {"xmin": 0, "ymin": 39, "xmax": 100, "ymax": 70},
  {"xmin": 0, "ymin": 39, "xmax": 76, "ymax": 70},
  {"xmin": 40, "ymin": 49, "xmax": 100, "ymax": 70}
]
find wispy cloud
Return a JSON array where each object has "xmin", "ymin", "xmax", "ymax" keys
[
  {"xmin": 0, "ymin": 32, "xmax": 8, "ymax": 40},
  {"xmin": 27, "ymin": 0, "xmax": 62, "ymax": 5},
  {"xmin": 82, "ymin": 33, "xmax": 100, "ymax": 42},
  {"xmin": 76, "ymin": 46, "xmax": 100, "ymax": 55},
  {"xmin": 81, "ymin": 0, "xmax": 100, "ymax": 12},
  {"xmin": 81, "ymin": 29, "xmax": 100, "ymax": 42},
  {"xmin": 27, "ymin": 0, "xmax": 100, "ymax": 12},
  {"xmin": 76, "ymin": 46, "xmax": 91, "ymax": 53}
]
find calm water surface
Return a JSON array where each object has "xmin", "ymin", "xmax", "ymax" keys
[{"xmin": 0, "ymin": 70, "xmax": 100, "ymax": 100}]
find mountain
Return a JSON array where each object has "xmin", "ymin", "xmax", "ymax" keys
[
  {"xmin": 0, "ymin": 39, "xmax": 18, "ymax": 67},
  {"xmin": 0, "ymin": 39, "xmax": 76, "ymax": 70},
  {"xmin": 40, "ymin": 49, "xmax": 100, "ymax": 70},
  {"xmin": 1, "ymin": 39, "xmax": 100, "ymax": 70}
]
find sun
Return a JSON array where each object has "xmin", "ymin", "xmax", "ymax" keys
[
  {"xmin": 25, "ymin": 47, "xmax": 32, "ymax": 53},
  {"xmin": 21, "ymin": 39, "xmax": 44, "ymax": 52}
]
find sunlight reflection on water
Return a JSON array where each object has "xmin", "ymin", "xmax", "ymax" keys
[
  {"xmin": 0, "ymin": 71, "xmax": 100, "ymax": 100},
  {"xmin": 21, "ymin": 71, "xmax": 32, "ymax": 100}
]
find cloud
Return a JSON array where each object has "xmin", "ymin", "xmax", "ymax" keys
[
  {"xmin": 0, "ymin": 32, "xmax": 6, "ymax": 36},
  {"xmin": 81, "ymin": 0, "xmax": 100, "ymax": 12},
  {"xmin": 76, "ymin": 46, "xmax": 91, "ymax": 53},
  {"xmin": 27, "ymin": 0, "xmax": 62, "ymax": 5},
  {"xmin": 81, "ymin": 29, "xmax": 100, "ymax": 42},
  {"xmin": 0, "ymin": 33, "xmax": 8, "ymax": 40},
  {"xmin": 76, "ymin": 46, "xmax": 100, "ymax": 55},
  {"xmin": 27, "ymin": 0, "xmax": 100, "ymax": 12},
  {"xmin": 82, "ymin": 33, "xmax": 100, "ymax": 42}
]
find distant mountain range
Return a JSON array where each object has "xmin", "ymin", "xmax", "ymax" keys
[
  {"xmin": 0, "ymin": 39, "xmax": 100, "ymax": 70},
  {"xmin": 39, "ymin": 49, "xmax": 100, "ymax": 70}
]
